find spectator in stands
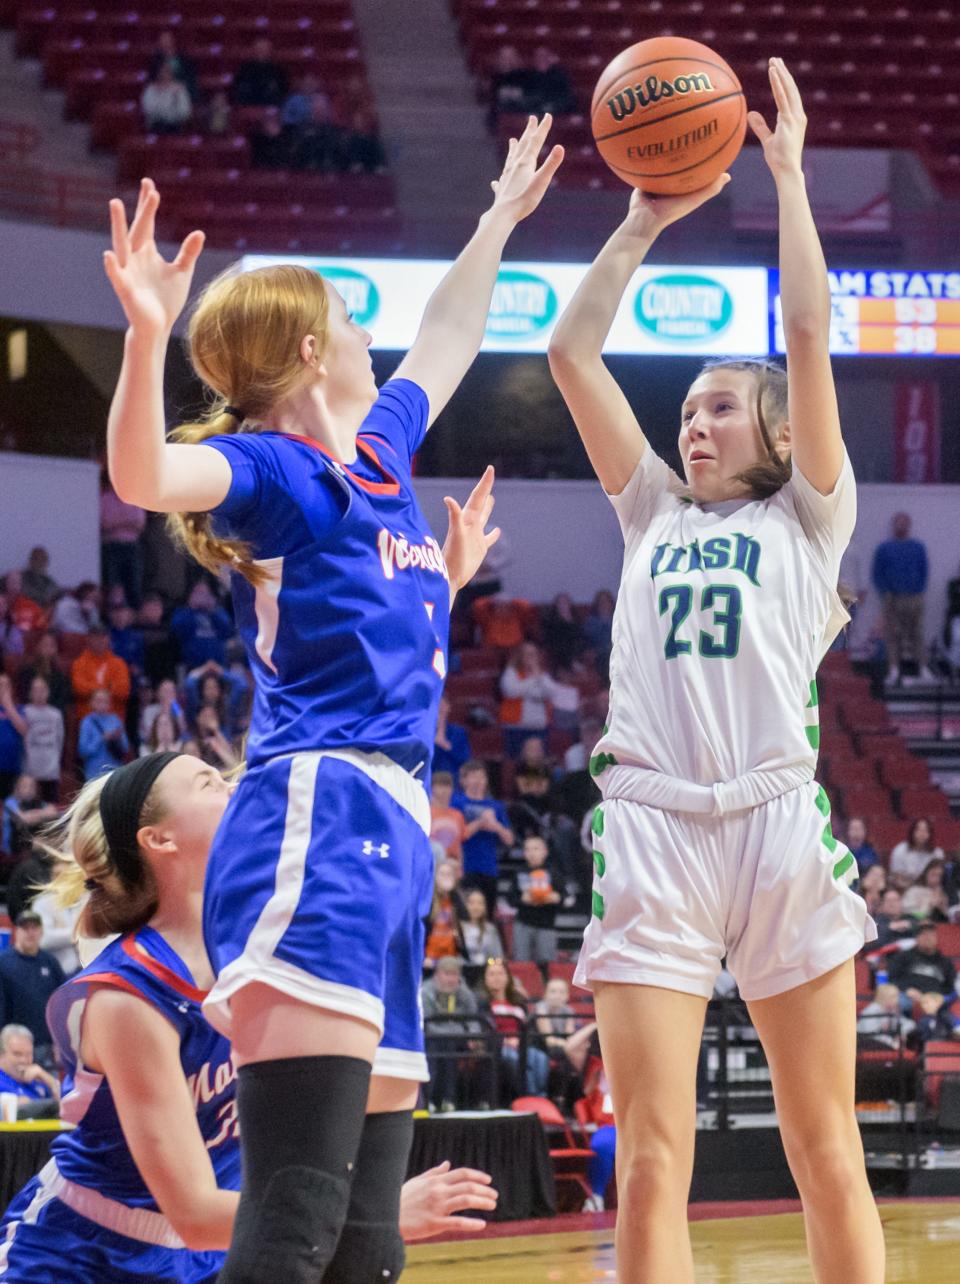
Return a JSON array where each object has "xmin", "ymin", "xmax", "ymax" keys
[
  {"xmin": 433, "ymin": 693, "xmax": 471, "ymax": 779},
  {"xmin": 50, "ymin": 581, "xmax": 101, "ymax": 636},
  {"xmin": 424, "ymin": 861, "xmax": 467, "ymax": 972},
  {"xmin": 421, "ymin": 956, "xmax": 483, "ymax": 1112},
  {"xmin": 21, "ymin": 677, "xmax": 63, "ymax": 804},
  {"xmin": 533, "ymin": 978, "xmax": 577, "ymax": 1055},
  {"xmin": 572, "ymin": 1025, "xmax": 616, "ymax": 1212},
  {"xmin": 31, "ymin": 856, "xmax": 80, "ymax": 975},
  {"xmin": 488, "ymin": 45, "xmax": 531, "ymax": 123},
  {"xmin": 583, "ymin": 589, "xmax": 615, "ymax": 673},
  {"xmin": 78, "ymin": 688, "xmax": 129, "ymax": 780},
  {"xmin": 142, "ymin": 708, "xmax": 185, "ymax": 757},
  {"xmin": 281, "ymin": 74, "xmax": 324, "ymax": 133},
  {"xmin": 139, "ymin": 677, "xmax": 187, "ymax": 745},
  {"xmin": 527, "ymin": 47, "xmax": 577, "ymax": 116},
  {"xmin": 857, "ymin": 864, "xmax": 887, "ymax": 916},
  {"xmin": 20, "ymin": 547, "xmax": 58, "ymax": 611},
  {"xmin": 3, "ymin": 572, "xmax": 45, "ymax": 635},
  {"xmin": 295, "ymin": 93, "xmax": 347, "ymax": 173},
  {"xmin": 138, "ymin": 592, "xmax": 178, "ymax": 685},
  {"xmin": 231, "ymin": 37, "xmax": 289, "ymax": 108},
  {"xmin": 871, "ymin": 512, "xmax": 931, "ymax": 685},
  {"xmin": 477, "ymin": 957, "xmax": 549, "ymax": 1098},
  {"xmin": 0, "ymin": 674, "xmax": 25, "ymax": 801},
  {"xmin": 0, "ymin": 1024, "xmax": 60, "ymax": 1111},
  {"xmin": 856, "ymin": 983, "xmax": 915, "ymax": 1049},
  {"xmin": 108, "ymin": 602, "xmax": 145, "ymax": 682},
  {"xmin": 140, "ymin": 64, "xmax": 192, "ymax": 136},
  {"xmin": 16, "ymin": 632, "xmax": 70, "ymax": 714},
  {"xmin": 846, "ymin": 816, "xmax": 880, "ymax": 876},
  {"xmin": 341, "ymin": 97, "xmax": 386, "ymax": 174},
  {"xmin": 511, "ymin": 738, "xmax": 554, "ymax": 836},
  {"xmin": 0, "ymin": 910, "xmax": 66, "ymax": 1064},
  {"xmin": 190, "ymin": 706, "xmax": 239, "ymax": 771},
  {"xmin": 890, "ymin": 818, "xmax": 944, "ymax": 891},
  {"xmin": 563, "ymin": 715, "xmax": 603, "ymax": 775},
  {"xmin": 453, "ymin": 760, "xmax": 515, "ymax": 915},
  {"xmin": 71, "ymin": 625, "xmax": 130, "ymax": 721},
  {"xmin": 888, "ymin": 921, "xmax": 956, "ymax": 1003},
  {"xmin": 1, "ymin": 774, "xmax": 56, "ymax": 860},
  {"xmin": 459, "ymin": 887, "xmax": 504, "ymax": 970},
  {"xmin": 0, "ymin": 591, "xmax": 24, "ymax": 660},
  {"xmin": 500, "ymin": 641, "xmax": 564, "ymax": 758},
  {"xmin": 510, "ymin": 834, "xmax": 561, "ymax": 967},
  {"xmin": 250, "ymin": 109, "xmax": 292, "ymax": 168},
  {"xmin": 902, "ymin": 858, "xmax": 953, "ymax": 921},
  {"xmin": 146, "ymin": 30, "xmax": 198, "ymax": 105},
  {"xmin": 472, "ymin": 593, "xmax": 533, "ymax": 651},
  {"xmin": 430, "ymin": 770, "xmax": 467, "ymax": 865},
  {"xmin": 203, "ymin": 90, "xmax": 233, "ymax": 137},
  {"xmin": 914, "ymin": 992, "xmax": 960, "ymax": 1045},
  {"xmin": 100, "ymin": 478, "xmax": 146, "ymax": 610},
  {"xmin": 873, "ymin": 887, "xmax": 917, "ymax": 947},
  {"xmin": 169, "ymin": 580, "xmax": 233, "ymax": 671},
  {"xmin": 184, "ymin": 661, "xmax": 247, "ymax": 742}
]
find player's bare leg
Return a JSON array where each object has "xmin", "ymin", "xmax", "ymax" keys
[
  {"xmin": 748, "ymin": 960, "xmax": 885, "ymax": 1284},
  {"xmin": 593, "ymin": 982, "xmax": 707, "ymax": 1284}
]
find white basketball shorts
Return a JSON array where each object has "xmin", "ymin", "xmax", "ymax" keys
[{"xmin": 574, "ymin": 781, "xmax": 877, "ymax": 1002}]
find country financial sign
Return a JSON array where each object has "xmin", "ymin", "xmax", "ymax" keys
[{"xmin": 242, "ymin": 255, "xmax": 769, "ymax": 356}]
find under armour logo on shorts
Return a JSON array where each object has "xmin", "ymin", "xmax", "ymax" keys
[{"xmin": 362, "ymin": 840, "xmax": 391, "ymax": 859}]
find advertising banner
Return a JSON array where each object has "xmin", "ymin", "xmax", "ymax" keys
[
  {"xmin": 242, "ymin": 254, "xmax": 770, "ymax": 356},
  {"xmin": 893, "ymin": 381, "xmax": 941, "ymax": 483}
]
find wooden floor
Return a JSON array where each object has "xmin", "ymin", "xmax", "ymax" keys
[{"xmin": 405, "ymin": 1201, "xmax": 960, "ymax": 1282}]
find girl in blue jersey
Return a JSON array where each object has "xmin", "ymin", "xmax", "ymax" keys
[
  {"xmin": 101, "ymin": 115, "xmax": 562, "ymax": 1282},
  {"xmin": 0, "ymin": 753, "xmax": 498, "ymax": 1282}
]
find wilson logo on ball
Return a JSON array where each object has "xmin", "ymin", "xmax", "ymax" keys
[{"xmin": 606, "ymin": 72, "xmax": 715, "ymax": 123}]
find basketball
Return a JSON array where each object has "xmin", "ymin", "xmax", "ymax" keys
[{"xmin": 591, "ymin": 36, "xmax": 747, "ymax": 195}]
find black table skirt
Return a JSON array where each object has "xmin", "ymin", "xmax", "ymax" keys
[
  {"xmin": 1, "ymin": 1113, "xmax": 557, "ymax": 1225},
  {"xmin": 407, "ymin": 1111, "xmax": 556, "ymax": 1222},
  {"xmin": 0, "ymin": 1127, "xmax": 57, "ymax": 1211}
]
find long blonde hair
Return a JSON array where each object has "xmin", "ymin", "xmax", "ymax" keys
[
  {"xmin": 167, "ymin": 264, "xmax": 331, "ymax": 586},
  {"xmin": 38, "ymin": 772, "xmax": 169, "ymax": 939}
]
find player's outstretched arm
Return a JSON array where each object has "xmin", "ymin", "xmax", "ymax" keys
[
  {"xmin": 393, "ymin": 115, "xmax": 563, "ymax": 428},
  {"xmin": 104, "ymin": 178, "xmax": 232, "ymax": 513},
  {"xmin": 84, "ymin": 987, "xmax": 239, "ymax": 1250},
  {"xmin": 750, "ymin": 58, "xmax": 842, "ymax": 495},
  {"xmin": 548, "ymin": 178, "xmax": 727, "ymax": 496}
]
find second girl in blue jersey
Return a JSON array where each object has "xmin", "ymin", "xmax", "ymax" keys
[{"xmin": 102, "ymin": 115, "xmax": 563, "ymax": 1281}]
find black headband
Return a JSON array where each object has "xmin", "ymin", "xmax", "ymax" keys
[
  {"xmin": 224, "ymin": 405, "xmax": 246, "ymax": 421},
  {"xmin": 98, "ymin": 752, "xmax": 183, "ymax": 886}
]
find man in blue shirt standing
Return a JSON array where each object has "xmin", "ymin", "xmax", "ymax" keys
[
  {"xmin": 452, "ymin": 760, "xmax": 515, "ymax": 917},
  {"xmin": 0, "ymin": 911, "xmax": 66, "ymax": 1068},
  {"xmin": 871, "ymin": 512, "xmax": 931, "ymax": 685}
]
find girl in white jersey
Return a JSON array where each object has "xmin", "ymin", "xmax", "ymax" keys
[{"xmin": 548, "ymin": 61, "xmax": 882, "ymax": 1283}]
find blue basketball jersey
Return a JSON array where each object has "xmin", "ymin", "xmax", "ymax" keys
[
  {"xmin": 45, "ymin": 926, "xmax": 240, "ymax": 1208},
  {"xmin": 207, "ymin": 379, "xmax": 450, "ymax": 778}
]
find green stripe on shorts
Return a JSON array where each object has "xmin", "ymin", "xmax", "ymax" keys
[
  {"xmin": 832, "ymin": 850, "xmax": 855, "ymax": 881},
  {"xmin": 592, "ymin": 849, "xmax": 606, "ymax": 878},
  {"xmin": 592, "ymin": 890, "xmax": 605, "ymax": 920}
]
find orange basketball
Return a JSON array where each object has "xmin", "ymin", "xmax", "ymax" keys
[{"xmin": 591, "ymin": 37, "xmax": 746, "ymax": 195}]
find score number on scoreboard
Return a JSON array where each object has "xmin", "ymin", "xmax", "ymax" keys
[{"xmin": 771, "ymin": 270, "xmax": 960, "ymax": 357}]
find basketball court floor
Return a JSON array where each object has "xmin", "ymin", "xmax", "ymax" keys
[{"xmin": 406, "ymin": 1199, "xmax": 960, "ymax": 1281}]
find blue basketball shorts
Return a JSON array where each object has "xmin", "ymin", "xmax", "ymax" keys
[
  {"xmin": 0, "ymin": 1165, "xmax": 220, "ymax": 1282},
  {"xmin": 203, "ymin": 748, "xmax": 435, "ymax": 1082}
]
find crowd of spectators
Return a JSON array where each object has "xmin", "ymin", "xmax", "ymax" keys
[
  {"xmin": 486, "ymin": 45, "xmax": 577, "ymax": 127},
  {"xmin": 138, "ymin": 30, "xmax": 386, "ymax": 174}
]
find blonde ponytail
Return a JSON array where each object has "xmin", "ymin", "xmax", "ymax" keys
[{"xmin": 38, "ymin": 773, "xmax": 163, "ymax": 939}]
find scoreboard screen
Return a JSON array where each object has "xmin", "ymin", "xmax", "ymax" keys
[{"xmin": 771, "ymin": 269, "xmax": 960, "ymax": 357}]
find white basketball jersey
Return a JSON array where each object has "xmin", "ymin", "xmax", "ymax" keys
[{"xmin": 594, "ymin": 447, "xmax": 856, "ymax": 788}]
